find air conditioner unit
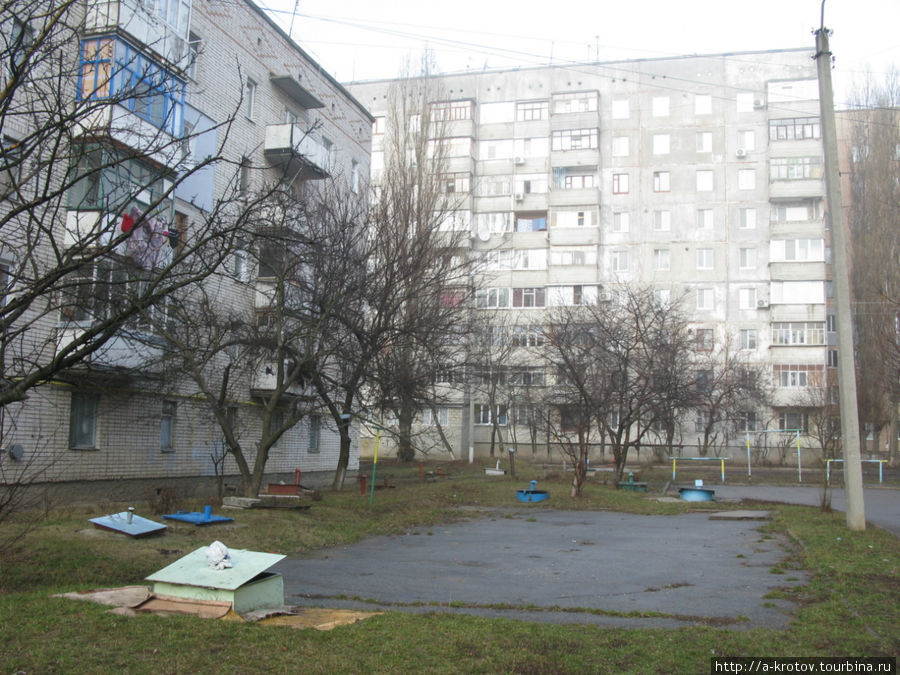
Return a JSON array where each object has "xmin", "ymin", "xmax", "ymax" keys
[
  {"xmin": 514, "ymin": 192, "xmax": 525, "ymax": 201},
  {"xmin": 735, "ymin": 148, "xmax": 747, "ymax": 158},
  {"xmin": 757, "ymin": 299, "xmax": 769, "ymax": 309},
  {"xmin": 514, "ymin": 156, "xmax": 525, "ymax": 165},
  {"xmin": 598, "ymin": 291, "xmax": 613, "ymax": 302},
  {"xmin": 753, "ymin": 97, "xmax": 766, "ymax": 109}
]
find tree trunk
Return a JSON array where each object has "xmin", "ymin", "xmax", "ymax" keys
[
  {"xmin": 397, "ymin": 405, "xmax": 415, "ymax": 462},
  {"xmin": 332, "ymin": 423, "xmax": 352, "ymax": 490}
]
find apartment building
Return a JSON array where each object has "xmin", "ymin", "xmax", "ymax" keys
[
  {"xmin": 349, "ymin": 50, "xmax": 831, "ymax": 462},
  {"xmin": 0, "ymin": 0, "xmax": 371, "ymax": 496}
]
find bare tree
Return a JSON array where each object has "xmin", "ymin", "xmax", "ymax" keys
[
  {"xmin": 846, "ymin": 70, "xmax": 900, "ymax": 463},
  {"xmin": 545, "ymin": 286, "xmax": 694, "ymax": 495}
]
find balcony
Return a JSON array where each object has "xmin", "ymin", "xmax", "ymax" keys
[{"xmin": 264, "ymin": 124, "xmax": 331, "ymax": 179}]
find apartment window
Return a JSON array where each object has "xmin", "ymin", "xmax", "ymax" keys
[
  {"xmin": 739, "ymin": 287, "xmax": 757, "ymax": 310},
  {"xmin": 0, "ymin": 262, "xmax": 10, "ymax": 307},
  {"xmin": 778, "ymin": 411, "xmax": 809, "ymax": 432},
  {"xmin": 696, "ymin": 131, "xmax": 712, "ymax": 153},
  {"xmin": 560, "ymin": 172, "xmax": 596, "ymax": 189},
  {"xmin": 696, "ymin": 170, "xmax": 713, "ymax": 192},
  {"xmin": 696, "ymin": 208, "xmax": 713, "ymax": 230},
  {"xmin": 307, "ymin": 415, "xmax": 320, "ymax": 452},
  {"xmin": 511, "ymin": 325, "xmax": 545, "ymax": 347},
  {"xmin": 774, "ymin": 364, "xmax": 823, "ymax": 388},
  {"xmin": 611, "ymin": 99, "xmax": 629, "ymax": 119},
  {"xmin": 512, "ymin": 287, "xmax": 545, "ymax": 308},
  {"xmin": 350, "ymin": 160, "xmax": 360, "ymax": 194},
  {"xmin": 551, "ymin": 91, "xmax": 598, "ymax": 114},
  {"xmin": 613, "ymin": 173, "xmax": 629, "ymax": 194},
  {"xmin": 769, "ymin": 117, "xmax": 821, "ymax": 141},
  {"xmin": 695, "ymin": 94, "xmax": 712, "ymax": 115},
  {"xmin": 739, "ymin": 207, "xmax": 756, "ymax": 229},
  {"xmin": 239, "ymin": 156, "xmax": 251, "ymax": 195},
  {"xmin": 772, "ymin": 239, "xmax": 825, "ymax": 262},
  {"xmin": 652, "ymin": 134, "xmax": 670, "ymax": 155},
  {"xmin": 695, "ymin": 369, "xmax": 713, "ymax": 391},
  {"xmin": 160, "ymin": 401, "xmax": 176, "ymax": 452},
  {"xmin": 69, "ymin": 392, "xmax": 99, "ymax": 449},
  {"xmin": 738, "ymin": 169, "xmax": 756, "ymax": 190},
  {"xmin": 695, "ymin": 329, "xmax": 714, "ymax": 351},
  {"xmin": 552, "ymin": 128, "xmax": 598, "ymax": 151},
  {"xmin": 508, "ymin": 368, "xmax": 545, "ymax": 387},
  {"xmin": 78, "ymin": 37, "xmax": 186, "ymax": 136},
  {"xmin": 653, "ymin": 289, "xmax": 671, "ymax": 306},
  {"xmin": 513, "ymin": 249, "xmax": 547, "ymax": 271},
  {"xmin": 653, "ymin": 210, "xmax": 671, "ymax": 231},
  {"xmin": 771, "ymin": 322, "xmax": 826, "ymax": 346},
  {"xmin": 245, "ymin": 78, "xmax": 257, "ymax": 120},
  {"xmin": 186, "ymin": 32, "xmax": 201, "ymax": 79},
  {"xmin": 1, "ymin": 136, "xmax": 23, "ymax": 197},
  {"xmin": 653, "ymin": 171, "xmax": 670, "ymax": 192},
  {"xmin": 736, "ymin": 92, "xmax": 755, "ymax": 112},
  {"xmin": 770, "ymin": 157, "xmax": 824, "ymax": 181},
  {"xmin": 514, "ymin": 174, "xmax": 547, "ymax": 194},
  {"xmin": 739, "ymin": 247, "xmax": 757, "ymax": 269},
  {"xmin": 738, "ymin": 411, "xmax": 760, "ymax": 432},
  {"xmin": 431, "ymin": 100, "xmax": 473, "ymax": 121},
  {"xmin": 552, "ymin": 209, "xmax": 596, "ymax": 228},
  {"xmin": 442, "ymin": 172, "xmax": 471, "ymax": 193},
  {"xmin": 740, "ymin": 329, "xmax": 758, "ymax": 350},
  {"xmin": 827, "ymin": 349, "xmax": 838, "ymax": 368},
  {"xmin": 653, "ymin": 248, "xmax": 670, "ymax": 271},
  {"xmin": 515, "ymin": 213, "xmax": 547, "ymax": 232},
  {"xmin": 611, "ymin": 136, "xmax": 630, "ymax": 157},
  {"xmin": 611, "ymin": 250, "xmax": 630, "ymax": 273},
  {"xmin": 696, "ymin": 288, "xmax": 713, "ymax": 310},
  {"xmin": 10, "ymin": 19, "xmax": 35, "ymax": 75},
  {"xmin": 612, "ymin": 211, "xmax": 630, "ymax": 232},
  {"xmin": 551, "ymin": 248, "xmax": 593, "ymax": 266},
  {"xmin": 826, "ymin": 315, "xmax": 837, "ymax": 333},
  {"xmin": 476, "ymin": 287, "xmax": 510, "ymax": 309},
  {"xmin": 652, "ymin": 96, "xmax": 669, "ymax": 117},
  {"xmin": 516, "ymin": 100, "xmax": 548, "ymax": 121},
  {"xmin": 772, "ymin": 201, "xmax": 821, "ymax": 222},
  {"xmin": 738, "ymin": 130, "xmax": 755, "ymax": 151},
  {"xmin": 696, "ymin": 248, "xmax": 713, "ymax": 270},
  {"xmin": 475, "ymin": 405, "xmax": 507, "ymax": 426}
]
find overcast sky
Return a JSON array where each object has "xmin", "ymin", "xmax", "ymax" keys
[{"xmin": 256, "ymin": 0, "xmax": 900, "ymax": 106}]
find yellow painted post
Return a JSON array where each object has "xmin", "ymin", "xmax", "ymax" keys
[
  {"xmin": 720, "ymin": 458, "xmax": 725, "ymax": 483},
  {"xmin": 671, "ymin": 457, "xmax": 677, "ymax": 480}
]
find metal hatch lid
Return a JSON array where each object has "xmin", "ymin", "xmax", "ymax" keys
[{"xmin": 145, "ymin": 547, "xmax": 286, "ymax": 591}]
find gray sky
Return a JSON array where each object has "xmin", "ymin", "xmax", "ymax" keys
[{"xmin": 258, "ymin": 0, "xmax": 900, "ymax": 105}]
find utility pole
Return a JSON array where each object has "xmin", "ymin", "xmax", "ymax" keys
[{"xmin": 814, "ymin": 18, "xmax": 866, "ymax": 531}]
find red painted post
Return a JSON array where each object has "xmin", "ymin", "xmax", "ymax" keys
[{"xmin": 360, "ymin": 475, "xmax": 366, "ymax": 495}]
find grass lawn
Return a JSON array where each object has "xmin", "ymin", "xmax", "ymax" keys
[{"xmin": 0, "ymin": 462, "xmax": 897, "ymax": 673}]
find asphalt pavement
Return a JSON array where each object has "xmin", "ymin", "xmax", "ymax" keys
[{"xmin": 273, "ymin": 484, "xmax": 897, "ymax": 628}]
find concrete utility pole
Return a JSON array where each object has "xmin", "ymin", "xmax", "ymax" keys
[{"xmin": 814, "ymin": 20, "xmax": 866, "ymax": 531}]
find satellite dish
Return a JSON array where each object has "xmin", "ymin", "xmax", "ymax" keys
[
  {"xmin": 7, "ymin": 444, "xmax": 24, "ymax": 461},
  {"xmin": 477, "ymin": 227, "xmax": 491, "ymax": 242}
]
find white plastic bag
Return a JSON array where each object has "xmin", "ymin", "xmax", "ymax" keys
[{"xmin": 205, "ymin": 540, "xmax": 232, "ymax": 570}]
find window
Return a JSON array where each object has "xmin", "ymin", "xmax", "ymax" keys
[
  {"xmin": 476, "ymin": 287, "xmax": 510, "ymax": 309},
  {"xmin": 430, "ymin": 100, "xmax": 473, "ymax": 121},
  {"xmin": 1, "ymin": 136, "xmax": 23, "ymax": 197},
  {"xmin": 612, "ymin": 211, "xmax": 630, "ymax": 232},
  {"xmin": 696, "ymin": 248, "xmax": 713, "ymax": 270},
  {"xmin": 613, "ymin": 173, "xmax": 629, "ymax": 194},
  {"xmin": 511, "ymin": 325, "xmax": 545, "ymax": 347},
  {"xmin": 555, "ymin": 169, "xmax": 596, "ymax": 189},
  {"xmin": 653, "ymin": 248, "xmax": 670, "ymax": 271},
  {"xmin": 740, "ymin": 329, "xmax": 757, "ymax": 350},
  {"xmin": 512, "ymin": 287, "xmax": 545, "ymax": 308},
  {"xmin": 516, "ymin": 100, "xmax": 548, "ymax": 121},
  {"xmin": 772, "ymin": 201, "xmax": 822, "ymax": 222},
  {"xmin": 442, "ymin": 172, "xmax": 471, "ymax": 193},
  {"xmin": 551, "ymin": 91, "xmax": 598, "ymax": 114},
  {"xmin": 653, "ymin": 289, "xmax": 671, "ymax": 306},
  {"xmin": 653, "ymin": 171, "xmax": 670, "ymax": 192},
  {"xmin": 611, "ymin": 250, "xmax": 629, "ymax": 273},
  {"xmin": 827, "ymin": 315, "xmax": 837, "ymax": 333},
  {"xmin": 771, "ymin": 239, "xmax": 825, "ymax": 262},
  {"xmin": 696, "ymin": 131, "xmax": 712, "ymax": 153},
  {"xmin": 611, "ymin": 136, "xmax": 630, "ymax": 156},
  {"xmin": 69, "ymin": 392, "xmax": 99, "ymax": 449},
  {"xmin": 696, "ymin": 208, "xmax": 713, "ymax": 230},
  {"xmin": 696, "ymin": 170, "xmax": 713, "ymax": 192},
  {"xmin": 693, "ymin": 93, "xmax": 713, "ymax": 114},
  {"xmin": 78, "ymin": 38, "xmax": 186, "ymax": 136},
  {"xmin": 652, "ymin": 96, "xmax": 669, "ymax": 117},
  {"xmin": 778, "ymin": 410, "xmax": 809, "ymax": 432},
  {"xmin": 611, "ymin": 99, "xmax": 629, "ymax": 119},
  {"xmin": 421, "ymin": 407, "xmax": 450, "ymax": 426},
  {"xmin": 737, "ymin": 411, "xmax": 759, "ymax": 432},
  {"xmin": 515, "ymin": 213, "xmax": 547, "ymax": 232},
  {"xmin": 475, "ymin": 405, "xmax": 507, "ymax": 426},
  {"xmin": 695, "ymin": 369, "xmax": 713, "ymax": 392},
  {"xmin": 160, "ymin": 401, "xmax": 176, "ymax": 452},
  {"xmin": 514, "ymin": 174, "xmax": 547, "ymax": 194},
  {"xmin": 10, "ymin": 19, "xmax": 34, "ymax": 75},
  {"xmin": 696, "ymin": 288, "xmax": 713, "ymax": 310},
  {"xmin": 738, "ymin": 169, "xmax": 756, "ymax": 190},
  {"xmin": 552, "ymin": 210, "xmax": 596, "ymax": 228},
  {"xmin": 695, "ymin": 329, "xmax": 714, "ymax": 351},
  {"xmin": 308, "ymin": 415, "xmax": 320, "ymax": 452},
  {"xmin": 186, "ymin": 32, "xmax": 201, "ymax": 79},
  {"xmin": 739, "ymin": 287, "xmax": 757, "ymax": 310},
  {"xmin": 551, "ymin": 128, "xmax": 598, "ymax": 151},
  {"xmin": 239, "ymin": 156, "xmax": 251, "ymax": 195},
  {"xmin": 245, "ymin": 78, "xmax": 257, "ymax": 120},
  {"xmin": 550, "ymin": 248, "xmax": 594, "ymax": 265},
  {"xmin": 738, "ymin": 130, "xmax": 755, "ymax": 151},
  {"xmin": 827, "ymin": 350, "xmax": 838, "ymax": 368},
  {"xmin": 508, "ymin": 368, "xmax": 545, "ymax": 386},
  {"xmin": 770, "ymin": 157, "xmax": 824, "ymax": 181},
  {"xmin": 739, "ymin": 247, "xmax": 757, "ymax": 269},
  {"xmin": 478, "ymin": 177, "xmax": 512, "ymax": 197},
  {"xmin": 771, "ymin": 322, "xmax": 826, "ymax": 346},
  {"xmin": 653, "ymin": 210, "xmax": 671, "ymax": 231},
  {"xmin": 513, "ymin": 249, "xmax": 547, "ymax": 271},
  {"xmin": 769, "ymin": 117, "xmax": 820, "ymax": 141},
  {"xmin": 0, "ymin": 262, "xmax": 10, "ymax": 307},
  {"xmin": 652, "ymin": 134, "xmax": 670, "ymax": 155},
  {"xmin": 774, "ymin": 364, "xmax": 823, "ymax": 388},
  {"xmin": 739, "ymin": 207, "xmax": 756, "ymax": 229}
]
